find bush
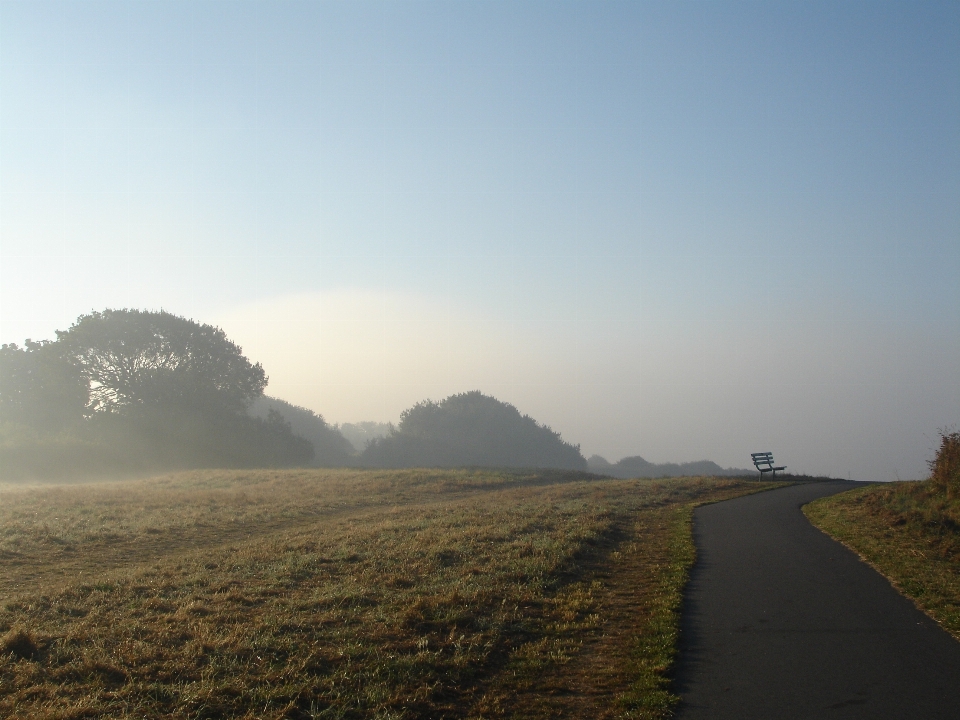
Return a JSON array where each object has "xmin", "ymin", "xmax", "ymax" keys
[
  {"xmin": 361, "ymin": 391, "xmax": 586, "ymax": 470},
  {"xmin": 84, "ymin": 406, "xmax": 314, "ymax": 472},
  {"xmin": 0, "ymin": 424, "xmax": 132, "ymax": 481},
  {"xmin": 930, "ymin": 430, "xmax": 960, "ymax": 499},
  {"xmin": 0, "ymin": 407, "xmax": 314, "ymax": 481}
]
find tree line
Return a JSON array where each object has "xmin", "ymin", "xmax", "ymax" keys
[
  {"xmin": 0, "ymin": 310, "xmax": 313, "ymax": 477},
  {"xmin": 586, "ymin": 454, "xmax": 750, "ymax": 479},
  {"xmin": 0, "ymin": 309, "xmax": 586, "ymax": 478}
]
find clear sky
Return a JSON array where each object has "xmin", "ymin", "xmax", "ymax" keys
[{"xmin": 1, "ymin": 0, "xmax": 957, "ymax": 480}]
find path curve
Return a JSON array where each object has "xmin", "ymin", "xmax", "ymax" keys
[{"xmin": 675, "ymin": 481, "xmax": 960, "ymax": 719}]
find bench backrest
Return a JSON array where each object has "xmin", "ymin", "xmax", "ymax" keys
[{"xmin": 751, "ymin": 452, "xmax": 776, "ymax": 469}]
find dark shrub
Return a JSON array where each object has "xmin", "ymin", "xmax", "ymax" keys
[
  {"xmin": 930, "ymin": 430, "xmax": 960, "ymax": 499},
  {"xmin": 362, "ymin": 391, "xmax": 586, "ymax": 470}
]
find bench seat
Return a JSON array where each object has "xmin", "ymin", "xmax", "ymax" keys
[{"xmin": 751, "ymin": 452, "xmax": 786, "ymax": 479}]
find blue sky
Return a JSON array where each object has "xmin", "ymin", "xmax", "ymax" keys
[{"xmin": 1, "ymin": 1, "xmax": 957, "ymax": 479}]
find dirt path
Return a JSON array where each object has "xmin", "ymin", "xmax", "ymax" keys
[{"xmin": 674, "ymin": 481, "xmax": 960, "ymax": 719}]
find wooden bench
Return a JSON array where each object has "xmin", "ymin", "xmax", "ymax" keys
[{"xmin": 751, "ymin": 452, "xmax": 786, "ymax": 479}]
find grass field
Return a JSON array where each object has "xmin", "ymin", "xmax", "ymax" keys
[
  {"xmin": 0, "ymin": 469, "xmax": 777, "ymax": 719},
  {"xmin": 805, "ymin": 480, "xmax": 960, "ymax": 640}
]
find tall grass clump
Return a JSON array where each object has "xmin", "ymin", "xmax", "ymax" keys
[{"xmin": 929, "ymin": 430, "xmax": 960, "ymax": 499}]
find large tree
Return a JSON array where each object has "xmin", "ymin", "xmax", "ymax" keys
[
  {"xmin": 1, "ymin": 310, "xmax": 314, "ymax": 476},
  {"xmin": 361, "ymin": 391, "xmax": 587, "ymax": 470},
  {"xmin": 55, "ymin": 309, "xmax": 267, "ymax": 415}
]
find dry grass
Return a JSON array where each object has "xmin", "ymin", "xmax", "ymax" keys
[
  {"xmin": 0, "ymin": 469, "xmax": 777, "ymax": 719},
  {"xmin": 804, "ymin": 480, "xmax": 960, "ymax": 640}
]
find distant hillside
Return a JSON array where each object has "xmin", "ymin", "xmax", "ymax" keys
[
  {"xmin": 362, "ymin": 391, "xmax": 586, "ymax": 470},
  {"xmin": 587, "ymin": 454, "xmax": 751, "ymax": 479},
  {"xmin": 249, "ymin": 396, "xmax": 357, "ymax": 467}
]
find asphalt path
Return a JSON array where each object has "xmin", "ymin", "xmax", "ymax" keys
[{"xmin": 674, "ymin": 481, "xmax": 960, "ymax": 719}]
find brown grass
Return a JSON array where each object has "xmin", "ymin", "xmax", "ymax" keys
[
  {"xmin": 930, "ymin": 431, "xmax": 960, "ymax": 498},
  {"xmin": 0, "ymin": 469, "xmax": 777, "ymax": 719}
]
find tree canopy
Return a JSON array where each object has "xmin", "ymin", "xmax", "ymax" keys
[
  {"xmin": 0, "ymin": 340, "xmax": 87, "ymax": 431},
  {"xmin": 1, "ymin": 309, "xmax": 312, "ymax": 477},
  {"xmin": 361, "ymin": 391, "xmax": 586, "ymax": 470},
  {"xmin": 55, "ymin": 309, "xmax": 266, "ymax": 416}
]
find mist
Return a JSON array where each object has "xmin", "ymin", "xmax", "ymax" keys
[
  {"xmin": 215, "ymin": 290, "xmax": 957, "ymax": 481},
  {"xmin": 2, "ymin": 1, "xmax": 957, "ymax": 481}
]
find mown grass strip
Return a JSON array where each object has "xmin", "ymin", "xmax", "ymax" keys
[{"xmin": 617, "ymin": 505, "xmax": 695, "ymax": 718}]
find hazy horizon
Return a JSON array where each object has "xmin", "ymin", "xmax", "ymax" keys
[{"xmin": 2, "ymin": 1, "xmax": 957, "ymax": 480}]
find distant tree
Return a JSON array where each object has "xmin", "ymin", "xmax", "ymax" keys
[
  {"xmin": 586, "ymin": 454, "xmax": 749, "ymax": 479},
  {"xmin": 249, "ymin": 396, "xmax": 356, "ymax": 466},
  {"xmin": 0, "ymin": 340, "xmax": 87, "ymax": 432},
  {"xmin": 55, "ymin": 309, "xmax": 266, "ymax": 416},
  {"xmin": 586, "ymin": 454, "xmax": 616, "ymax": 474},
  {"xmin": 48, "ymin": 309, "xmax": 311, "ymax": 470},
  {"xmin": 336, "ymin": 421, "xmax": 392, "ymax": 453},
  {"xmin": 361, "ymin": 391, "xmax": 586, "ymax": 470}
]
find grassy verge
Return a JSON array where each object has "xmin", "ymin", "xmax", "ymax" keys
[
  {"xmin": 1, "ymin": 469, "xmax": 777, "ymax": 719},
  {"xmin": 804, "ymin": 481, "xmax": 960, "ymax": 640}
]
